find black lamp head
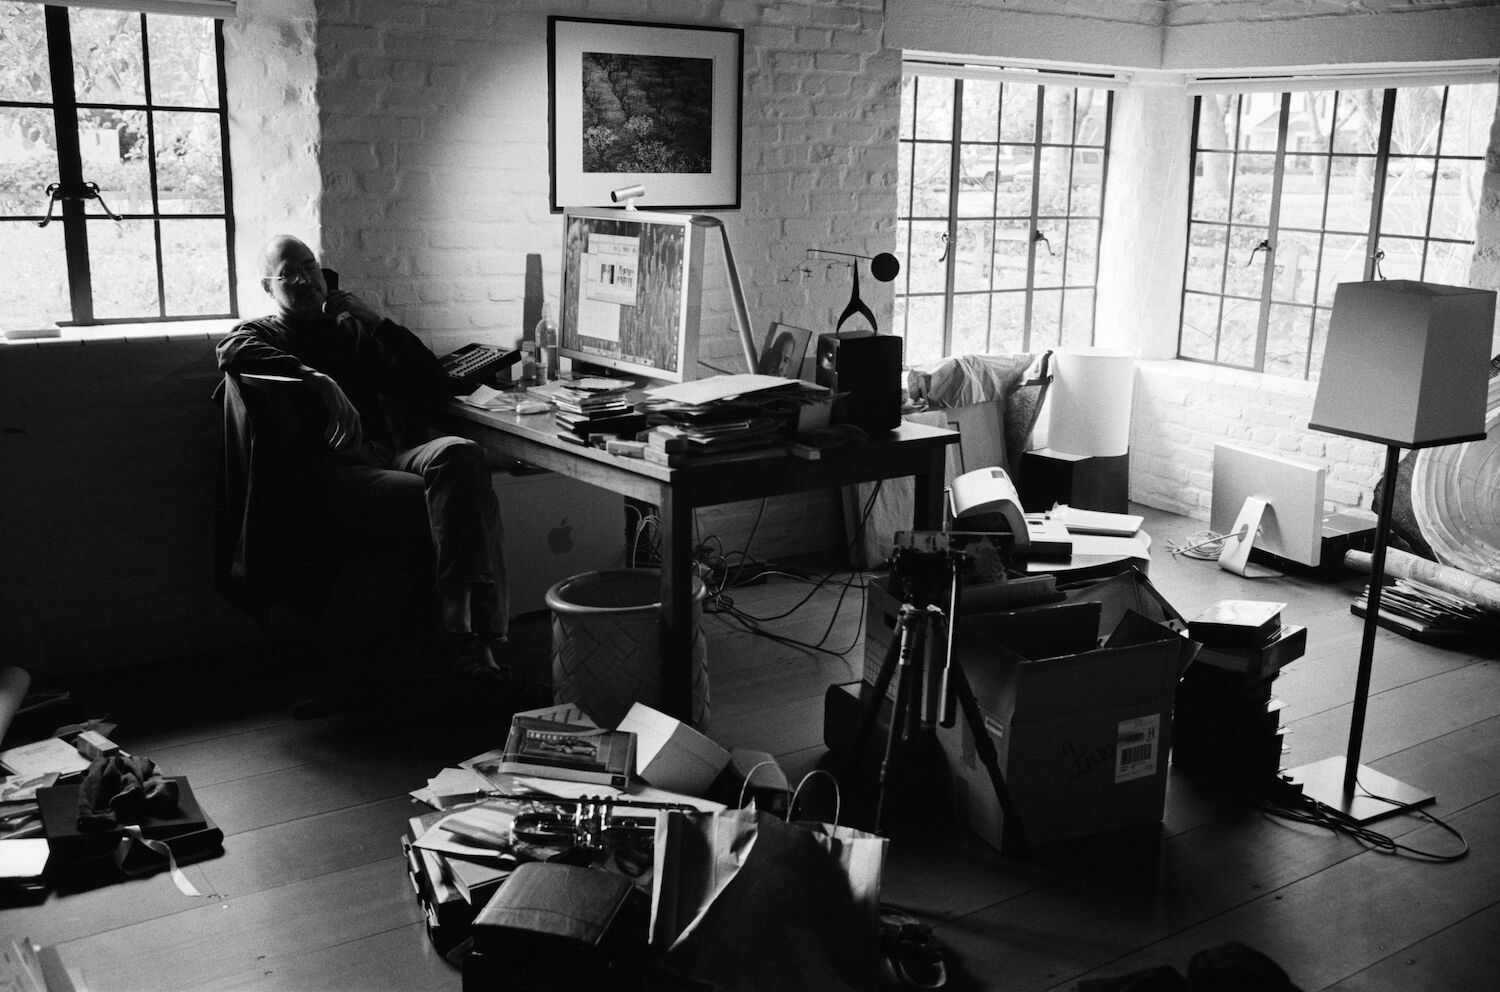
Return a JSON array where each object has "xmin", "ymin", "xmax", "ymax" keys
[{"xmin": 870, "ymin": 252, "xmax": 900, "ymax": 283}]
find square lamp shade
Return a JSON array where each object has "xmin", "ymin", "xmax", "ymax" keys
[{"xmin": 1310, "ymin": 280, "xmax": 1495, "ymax": 448}]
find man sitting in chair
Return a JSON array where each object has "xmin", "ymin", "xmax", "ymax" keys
[{"xmin": 217, "ymin": 234, "xmax": 517, "ymax": 696}]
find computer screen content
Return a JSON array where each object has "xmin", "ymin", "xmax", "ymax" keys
[{"xmin": 559, "ymin": 208, "xmax": 704, "ymax": 384}]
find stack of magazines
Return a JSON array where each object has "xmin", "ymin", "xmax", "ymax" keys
[
  {"xmin": 528, "ymin": 377, "xmax": 644, "ymax": 438},
  {"xmin": 1353, "ymin": 577, "xmax": 1494, "ymax": 640}
]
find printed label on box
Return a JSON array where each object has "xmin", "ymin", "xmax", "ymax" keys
[{"xmin": 1114, "ymin": 714, "xmax": 1160, "ymax": 783}]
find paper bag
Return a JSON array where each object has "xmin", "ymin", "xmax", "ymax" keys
[{"xmin": 649, "ymin": 802, "xmax": 886, "ymax": 992}]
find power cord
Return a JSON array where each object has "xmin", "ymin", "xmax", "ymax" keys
[
  {"xmin": 1166, "ymin": 525, "xmax": 1250, "ymax": 561},
  {"xmin": 1258, "ymin": 775, "xmax": 1469, "ymax": 862}
]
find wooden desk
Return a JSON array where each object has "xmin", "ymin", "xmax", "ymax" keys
[{"xmin": 439, "ymin": 401, "xmax": 959, "ymax": 721}]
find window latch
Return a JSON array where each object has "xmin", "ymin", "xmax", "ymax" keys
[
  {"xmin": 937, "ymin": 231, "xmax": 950, "ymax": 263},
  {"xmin": 1245, "ymin": 239, "xmax": 1273, "ymax": 266},
  {"xmin": 36, "ymin": 180, "xmax": 122, "ymax": 228},
  {"xmin": 1033, "ymin": 229, "xmax": 1054, "ymax": 256},
  {"xmin": 1372, "ymin": 247, "xmax": 1386, "ymax": 280}
]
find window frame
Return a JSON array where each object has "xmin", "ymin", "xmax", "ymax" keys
[
  {"xmin": 1178, "ymin": 80, "xmax": 1492, "ymax": 380},
  {"xmin": 0, "ymin": 2, "xmax": 237, "ymax": 326},
  {"xmin": 895, "ymin": 63, "xmax": 1115, "ymax": 363}
]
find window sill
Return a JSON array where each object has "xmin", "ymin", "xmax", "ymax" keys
[{"xmin": 2, "ymin": 318, "xmax": 241, "ymax": 346}]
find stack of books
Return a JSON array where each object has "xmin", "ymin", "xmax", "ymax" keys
[
  {"xmin": 1173, "ymin": 600, "xmax": 1305, "ymax": 802},
  {"xmin": 531, "ymin": 379, "xmax": 645, "ymax": 439}
]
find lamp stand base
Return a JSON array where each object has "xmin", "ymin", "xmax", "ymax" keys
[{"xmin": 1287, "ymin": 755, "xmax": 1435, "ymax": 826}]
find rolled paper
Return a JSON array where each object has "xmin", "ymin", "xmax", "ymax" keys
[{"xmin": 1344, "ymin": 547, "xmax": 1500, "ymax": 614}]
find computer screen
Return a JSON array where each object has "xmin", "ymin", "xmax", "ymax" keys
[
  {"xmin": 558, "ymin": 207, "xmax": 704, "ymax": 384},
  {"xmin": 1211, "ymin": 442, "xmax": 1327, "ymax": 567}
]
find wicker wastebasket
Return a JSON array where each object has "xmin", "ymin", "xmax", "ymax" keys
[{"xmin": 545, "ymin": 569, "xmax": 710, "ymax": 732}]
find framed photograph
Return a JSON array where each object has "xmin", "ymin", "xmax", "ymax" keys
[
  {"xmin": 757, "ymin": 322, "xmax": 813, "ymax": 379},
  {"xmin": 548, "ymin": 16, "xmax": 743, "ymax": 211}
]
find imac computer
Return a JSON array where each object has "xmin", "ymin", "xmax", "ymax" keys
[
  {"xmin": 559, "ymin": 207, "xmax": 704, "ymax": 384},
  {"xmin": 1210, "ymin": 441, "xmax": 1373, "ymax": 577}
]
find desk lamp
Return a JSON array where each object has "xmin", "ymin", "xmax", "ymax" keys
[{"xmin": 1289, "ymin": 279, "xmax": 1495, "ymax": 824}]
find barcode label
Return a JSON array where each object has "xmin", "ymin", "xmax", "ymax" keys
[{"xmin": 1115, "ymin": 714, "xmax": 1160, "ymax": 783}]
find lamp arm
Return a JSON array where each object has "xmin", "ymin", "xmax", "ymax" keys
[{"xmin": 690, "ymin": 215, "xmax": 759, "ymax": 375}]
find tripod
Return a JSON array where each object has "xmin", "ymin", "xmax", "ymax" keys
[{"xmin": 853, "ymin": 547, "xmax": 1028, "ymax": 853}]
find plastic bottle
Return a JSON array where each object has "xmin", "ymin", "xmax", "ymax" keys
[{"xmin": 536, "ymin": 306, "xmax": 558, "ymax": 381}]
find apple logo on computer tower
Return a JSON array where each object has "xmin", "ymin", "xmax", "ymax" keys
[{"xmin": 547, "ymin": 518, "xmax": 573, "ymax": 555}]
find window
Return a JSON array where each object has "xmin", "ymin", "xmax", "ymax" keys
[
  {"xmin": 895, "ymin": 67, "xmax": 1113, "ymax": 365},
  {"xmin": 1181, "ymin": 81, "xmax": 1495, "ymax": 380},
  {"xmin": 0, "ymin": 1, "xmax": 235, "ymax": 326}
]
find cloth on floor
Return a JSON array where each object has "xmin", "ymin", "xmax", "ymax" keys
[{"xmin": 76, "ymin": 754, "xmax": 180, "ymax": 830}]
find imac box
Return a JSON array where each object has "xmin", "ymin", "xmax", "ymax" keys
[{"xmin": 815, "ymin": 331, "xmax": 902, "ymax": 434}]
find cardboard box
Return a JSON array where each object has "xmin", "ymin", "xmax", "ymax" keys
[
  {"xmin": 933, "ymin": 592, "xmax": 1195, "ymax": 852},
  {"xmin": 617, "ymin": 703, "xmax": 729, "ymax": 796}
]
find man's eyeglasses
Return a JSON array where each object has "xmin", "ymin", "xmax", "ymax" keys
[{"xmin": 268, "ymin": 264, "xmax": 322, "ymax": 283}]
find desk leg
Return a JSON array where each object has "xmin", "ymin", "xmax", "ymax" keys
[
  {"xmin": 657, "ymin": 488, "xmax": 696, "ymax": 722},
  {"xmin": 912, "ymin": 445, "xmax": 947, "ymax": 531}
]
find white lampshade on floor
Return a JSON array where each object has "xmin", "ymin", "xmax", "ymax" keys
[{"xmin": 1042, "ymin": 348, "xmax": 1136, "ymax": 457}]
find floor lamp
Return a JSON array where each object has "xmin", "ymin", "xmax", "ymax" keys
[{"xmin": 1289, "ymin": 279, "xmax": 1495, "ymax": 825}]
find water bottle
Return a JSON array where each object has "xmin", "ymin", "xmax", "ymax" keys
[{"xmin": 536, "ymin": 306, "xmax": 558, "ymax": 381}]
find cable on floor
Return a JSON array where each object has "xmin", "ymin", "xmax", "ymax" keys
[{"xmin": 1257, "ymin": 774, "xmax": 1470, "ymax": 862}]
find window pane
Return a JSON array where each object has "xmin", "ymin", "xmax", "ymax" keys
[
  {"xmin": 155, "ymin": 110, "xmax": 223, "ymax": 213},
  {"xmin": 1196, "ymin": 94, "xmax": 1236, "ymax": 152},
  {"xmin": 1441, "ymin": 83, "xmax": 1497, "ymax": 156},
  {"xmin": 1035, "ymin": 146, "xmax": 1070, "ymax": 215},
  {"xmin": 1380, "ymin": 168, "xmax": 1433, "ymax": 238},
  {"xmin": 0, "ymin": 107, "xmax": 55, "ymax": 217},
  {"xmin": 1060, "ymin": 288, "xmax": 1094, "ymax": 347},
  {"xmin": 900, "ymin": 75, "xmax": 916, "ymax": 137},
  {"xmin": 1186, "ymin": 224, "xmax": 1228, "ymax": 294},
  {"xmin": 1238, "ymin": 93, "xmax": 1280, "ymax": 152},
  {"xmin": 1307, "ymin": 308, "xmax": 1331, "ymax": 380},
  {"xmin": 1223, "ymin": 226, "xmax": 1269, "ymax": 296},
  {"xmin": 992, "ymin": 220, "xmax": 1029, "ymax": 288},
  {"xmin": 1000, "ymin": 84, "xmax": 1037, "ymax": 143},
  {"xmin": 896, "ymin": 141, "xmax": 912, "ymax": 217},
  {"xmin": 1270, "ymin": 231, "xmax": 1318, "ymax": 305},
  {"xmin": 1065, "ymin": 218, "xmax": 1098, "ymax": 286},
  {"xmin": 79, "ymin": 108, "xmax": 148, "ymax": 215},
  {"xmin": 1375, "ymin": 235, "xmax": 1424, "ymax": 280},
  {"xmin": 1230, "ymin": 163, "xmax": 1275, "ymax": 224},
  {"xmin": 903, "ymin": 295, "xmax": 945, "ymax": 366},
  {"xmin": 911, "ymin": 143, "xmax": 951, "ymax": 217},
  {"xmin": 1075, "ymin": 89, "xmax": 1107, "ymax": 143},
  {"xmin": 0, "ymin": 1, "xmax": 50, "ymax": 102},
  {"xmin": 1277, "ymin": 167, "xmax": 1328, "ymax": 231},
  {"xmin": 1324, "ymin": 157, "xmax": 1375, "ymax": 231},
  {"xmin": 1040, "ymin": 89, "xmax": 1075, "ymax": 144},
  {"xmin": 913, "ymin": 77, "xmax": 954, "ymax": 141},
  {"xmin": 959, "ymin": 143, "xmax": 1001, "ymax": 197},
  {"xmin": 1423, "ymin": 239, "xmax": 1472, "ymax": 286},
  {"xmin": 148, "ymin": 15, "xmax": 218, "ymax": 107},
  {"xmin": 161, "ymin": 218, "xmax": 228, "ymax": 314},
  {"xmin": 961, "ymin": 79, "xmax": 998, "ymax": 142},
  {"xmin": 1192, "ymin": 153, "xmax": 1234, "ymax": 222},
  {"xmin": 1033, "ymin": 225, "xmax": 1063, "ymax": 287},
  {"xmin": 892, "ymin": 295, "xmax": 909, "ymax": 338},
  {"xmin": 1429, "ymin": 163, "xmax": 1481, "ymax": 241},
  {"xmin": 993, "ymin": 150, "xmax": 1033, "ymax": 215},
  {"xmin": 951, "ymin": 292, "xmax": 991, "ymax": 356},
  {"xmin": 1390, "ymin": 85, "xmax": 1442, "ymax": 156},
  {"xmin": 953, "ymin": 219, "xmax": 993, "ymax": 292},
  {"xmin": 1318, "ymin": 234, "xmax": 1369, "ymax": 307},
  {"xmin": 906, "ymin": 221, "xmax": 948, "ymax": 294},
  {"xmin": 1029, "ymin": 289, "xmax": 1061, "ymax": 349},
  {"xmin": 1179, "ymin": 293, "xmax": 1221, "ymax": 361},
  {"xmin": 1069, "ymin": 149, "xmax": 1104, "ymax": 213},
  {"xmin": 0, "ymin": 220, "xmax": 68, "ymax": 326},
  {"xmin": 1265, "ymin": 303, "xmax": 1313, "ymax": 379},
  {"xmin": 1218, "ymin": 299, "xmax": 1258, "ymax": 367},
  {"xmin": 1330, "ymin": 89, "xmax": 1382, "ymax": 154},
  {"xmin": 88, "ymin": 218, "xmax": 160, "ymax": 318},
  {"xmin": 988, "ymin": 291, "xmax": 1026, "ymax": 353},
  {"xmin": 71, "ymin": 7, "xmax": 144, "ymax": 104}
]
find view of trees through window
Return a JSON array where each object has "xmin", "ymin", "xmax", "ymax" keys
[
  {"xmin": 896, "ymin": 70, "xmax": 1111, "ymax": 366},
  {"xmin": 1182, "ymin": 82, "xmax": 1495, "ymax": 379},
  {"xmin": 0, "ymin": 1, "xmax": 233, "ymax": 326}
]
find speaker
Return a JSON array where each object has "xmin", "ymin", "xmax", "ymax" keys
[{"xmin": 815, "ymin": 331, "xmax": 903, "ymax": 434}]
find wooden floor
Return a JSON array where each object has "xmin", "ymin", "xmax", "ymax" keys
[{"xmin": 5, "ymin": 505, "xmax": 1499, "ymax": 991}]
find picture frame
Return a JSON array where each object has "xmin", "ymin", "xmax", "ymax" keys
[
  {"xmin": 548, "ymin": 16, "xmax": 743, "ymax": 212},
  {"xmin": 757, "ymin": 322, "xmax": 813, "ymax": 379}
]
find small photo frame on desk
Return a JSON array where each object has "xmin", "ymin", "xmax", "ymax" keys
[
  {"xmin": 548, "ymin": 16, "xmax": 743, "ymax": 210},
  {"xmin": 757, "ymin": 322, "xmax": 813, "ymax": 379}
]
